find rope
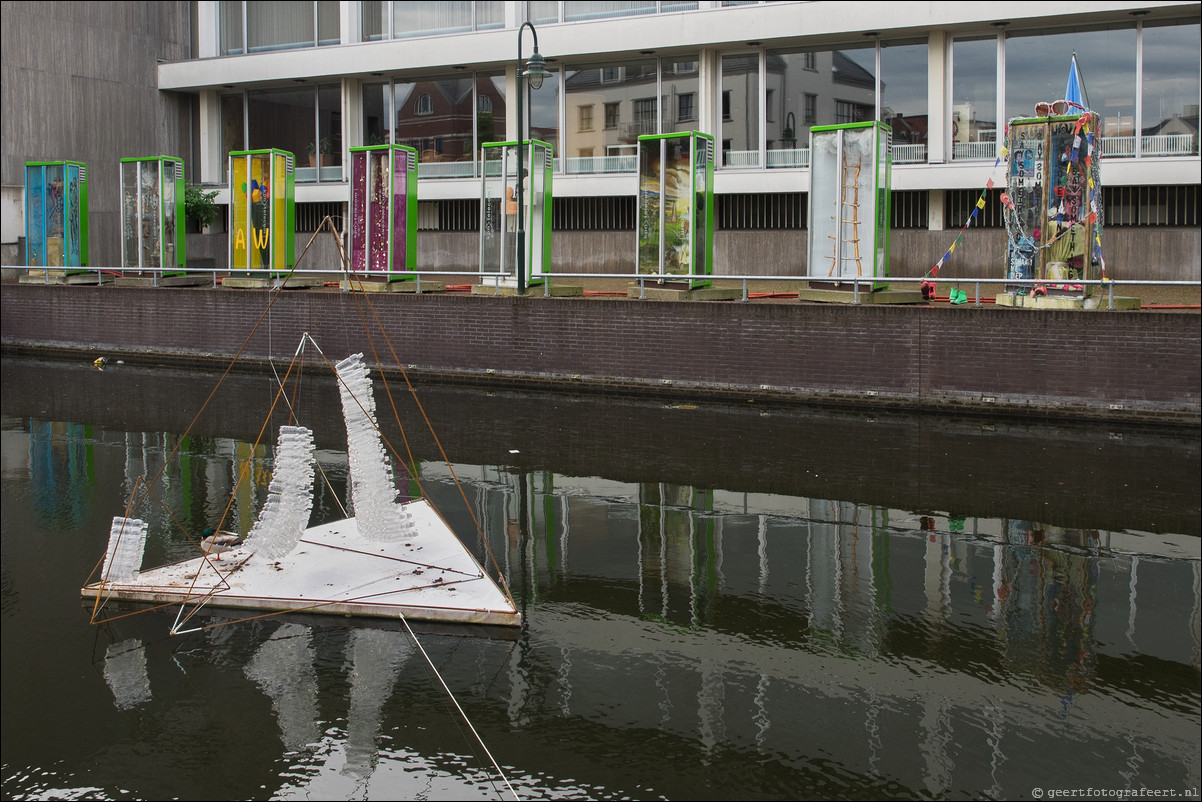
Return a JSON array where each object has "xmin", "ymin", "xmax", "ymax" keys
[
  {"xmin": 923, "ymin": 144, "xmax": 1010, "ymax": 300},
  {"xmin": 328, "ymin": 238, "xmax": 517, "ymax": 607},
  {"xmin": 398, "ymin": 613, "xmax": 521, "ymax": 802}
]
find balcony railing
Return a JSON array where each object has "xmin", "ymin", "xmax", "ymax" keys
[
  {"xmin": 953, "ymin": 141, "xmax": 999, "ymax": 161},
  {"xmin": 565, "ymin": 155, "xmax": 638, "ymax": 174},
  {"xmin": 418, "ymin": 162, "xmax": 476, "ymax": 179},
  {"xmin": 766, "ymin": 149, "xmax": 809, "ymax": 168},
  {"xmin": 1101, "ymin": 134, "xmax": 1198, "ymax": 158},
  {"xmin": 891, "ymin": 144, "xmax": 927, "ymax": 164},
  {"xmin": 724, "ymin": 150, "xmax": 759, "ymax": 167}
]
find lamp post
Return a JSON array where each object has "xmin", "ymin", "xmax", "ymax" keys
[
  {"xmin": 782, "ymin": 111, "xmax": 797, "ymax": 150},
  {"xmin": 515, "ymin": 21, "xmax": 550, "ymax": 295}
]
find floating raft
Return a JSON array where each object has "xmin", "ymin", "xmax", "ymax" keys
[{"xmin": 81, "ymin": 499, "xmax": 521, "ymax": 629}]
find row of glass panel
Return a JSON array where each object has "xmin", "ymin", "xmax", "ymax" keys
[
  {"xmin": 216, "ymin": 20, "xmax": 1199, "ymax": 182},
  {"xmin": 217, "ymin": 1, "xmax": 741, "ymax": 53}
]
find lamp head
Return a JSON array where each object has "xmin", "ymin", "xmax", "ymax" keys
[{"xmin": 523, "ymin": 50, "xmax": 551, "ymax": 90}]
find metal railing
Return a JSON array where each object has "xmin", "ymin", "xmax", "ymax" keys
[
  {"xmin": 766, "ymin": 148, "xmax": 809, "ymax": 168},
  {"xmin": 564, "ymin": 155, "xmax": 638, "ymax": 174},
  {"xmin": 891, "ymin": 144, "xmax": 927, "ymax": 164},
  {"xmin": 952, "ymin": 141, "xmax": 999, "ymax": 161},
  {"xmin": 1101, "ymin": 134, "xmax": 1199, "ymax": 158},
  {"xmin": 417, "ymin": 161, "xmax": 475, "ymax": 179},
  {"xmin": 12, "ymin": 265, "xmax": 1197, "ymax": 312}
]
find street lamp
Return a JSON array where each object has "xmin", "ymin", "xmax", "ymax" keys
[
  {"xmin": 782, "ymin": 111, "xmax": 797, "ymax": 150},
  {"xmin": 516, "ymin": 21, "xmax": 550, "ymax": 295}
]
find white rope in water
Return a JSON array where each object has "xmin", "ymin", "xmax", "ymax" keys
[{"xmin": 398, "ymin": 614, "xmax": 521, "ymax": 802}]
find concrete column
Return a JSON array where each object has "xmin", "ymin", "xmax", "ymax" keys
[
  {"xmin": 697, "ymin": 49, "xmax": 718, "ymax": 137},
  {"xmin": 929, "ymin": 189, "xmax": 945, "ymax": 231},
  {"xmin": 340, "ymin": 1, "xmax": 359, "ymax": 45},
  {"xmin": 927, "ymin": 30, "xmax": 947, "ymax": 164},
  {"xmin": 196, "ymin": 1, "xmax": 219, "ymax": 58},
  {"xmin": 198, "ymin": 89, "xmax": 221, "ymax": 185},
  {"xmin": 343, "ymin": 77, "xmax": 361, "ymax": 152}
]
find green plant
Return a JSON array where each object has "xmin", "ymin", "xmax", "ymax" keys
[
  {"xmin": 308, "ymin": 136, "xmax": 333, "ymax": 155},
  {"xmin": 184, "ymin": 184, "xmax": 220, "ymax": 230}
]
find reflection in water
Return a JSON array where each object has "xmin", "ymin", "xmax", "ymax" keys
[
  {"xmin": 1, "ymin": 356, "xmax": 1198, "ymax": 801},
  {"xmin": 343, "ymin": 629, "xmax": 411, "ymax": 779},
  {"xmin": 244, "ymin": 623, "xmax": 320, "ymax": 752},
  {"xmin": 102, "ymin": 638, "xmax": 151, "ymax": 710}
]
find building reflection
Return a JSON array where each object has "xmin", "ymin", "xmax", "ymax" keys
[
  {"xmin": 17, "ymin": 416, "xmax": 1199, "ymax": 794},
  {"xmin": 448, "ymin": 464, "xmax": 1199, "ymax": 794}
]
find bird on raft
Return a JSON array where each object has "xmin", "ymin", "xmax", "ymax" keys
[{"xmin": 201, "ymin": 528, "xmax": 245, "ymax": 560}]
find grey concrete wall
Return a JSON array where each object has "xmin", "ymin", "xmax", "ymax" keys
[
  {"xmin": 1, "ymin": 1, "xmax": 193, "ymax": 267},
  {"xmin": 548, "ymin": 227, "xmax": 1200, "ymax": 282},
  {"xmin": 181, "ymin": 223, "xmax": 1200, "ymax": 284}
]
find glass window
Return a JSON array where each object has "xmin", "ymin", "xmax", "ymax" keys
[
  {"xmin": 835, "ymin": 100, "xmax": 862, "ymax": 124},
  {"xmin": 247, "ymin": 84, "xmax": 342, "ymax": 183},
  {"xmin": 246, "ymin": 1, "xmax": 315, "ymax": 52},
  {"xmin": 478, "ymin": 74, "xmax": 507, "ymax": 149},
  {"xmin": 605, "ymin": 102, "xmax": 620, "ymax": 129},
  {"xmin": 1006, "ymin": 26, "xmax": 1135, "ymax": 124},
  {"xmin": 634, "ymin": 98, "xmax": 656, "ymax": 130},
  {"xmin": 951, "ymin": 35, "xmax": 998, "ymax": 160},
  {"xmin": 385, "ymin": 76, "xmax": 484, "ymax": 177},
  {"xmin": 317, "ymin": 83, "xmax": 342, "ymax": 171},
  {"xmin": 832, "ymin": 45, "xmax": 875, "ymax": 121},
  {"xmin": 880, "ymin": 38, "xmax": 927, "ymax": 163},
  {"xmin": 564, "ymin": 57, "xmax": 656, "ymax": 173},
  {"xmin": 317, "ymin": 0, "xmax": 339, "ymax": 45},
  {"xmin": 394, "ymin": 1, "xmax": 471, "ymax": 37},
  {"xmin": 529, "ymin": 66, "xmax": 560, "ymax": 158},
  {"xmin": 529, "ymin": 1, "xmax": 560, "ymax": 24},
  {"xmin": 765, "ymin": 44, "xmax": 873, "ymax": 168},
  {"xmin": 678, "ymin": 93, "xmax": 696, "ymax": 122},
  {"xmin": 663, "ymin": 56, "xmax": 699, "ymax": 134},
  {"xmin": 362, "ymin": 82, "xmax": 390, "ymax": 145},
  {"xmin": 565, "ymin": 2, "xmax": 658, "ymax": 22},
  {"xmin": 476, "ymin": 1, "xmax": 504, "ymax": 29},
  {"xmin": 382, "ymin": 2, "xmax": 500, "ymax": 39},
  {"xmin": 721, "ymin": 52, "xmax": 760, "ymax": 167},
  {"xmin": 221, "ymin": 1, "xmax": 338, "ymax": 52},
  {"xmin": 1140, "ymin": 21, "xmax": 1200, "ymax": 156},
  {"xmin": 362, "ymin": 1, "xmax": 385, "ymax": 40},
  {"xmin": 220, "ymin": 93, "xmax": 245, "ymax": 182},
  {"xmin": 219, "ymin": 0, "xmax": 243, "ymax": 55}
]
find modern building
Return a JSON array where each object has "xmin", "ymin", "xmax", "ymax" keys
[{"xmin": 2, "ymin": 1, "xmax": 1199, "ymax": 279}]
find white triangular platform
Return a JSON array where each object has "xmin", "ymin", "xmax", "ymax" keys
[{"xmin": 82, "ymin": 499, "xmax": 519, "ymax": 628}]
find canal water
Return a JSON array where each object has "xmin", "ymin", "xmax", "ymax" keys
[{"xmin": 1, "ymin": 355, "xmax": 1199, "ymax": 801}]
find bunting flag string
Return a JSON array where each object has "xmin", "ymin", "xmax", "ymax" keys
[{"xmin": 921, "ymin": 141, "xmax": 1010, "ymax": 300}]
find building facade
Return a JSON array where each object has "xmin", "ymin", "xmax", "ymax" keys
[{"xmin": 3, "ymin": 1, "xmax": 1199, "ymax": 277}]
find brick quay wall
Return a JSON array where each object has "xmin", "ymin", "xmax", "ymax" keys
[{"xmin": 1, "ymin": 284, "xmax": 1198, "ymax": 425}]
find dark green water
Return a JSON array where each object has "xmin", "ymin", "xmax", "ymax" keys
[{"xmin": 2, "ymin": 355, "xmax": 1199, "ymax": 801}]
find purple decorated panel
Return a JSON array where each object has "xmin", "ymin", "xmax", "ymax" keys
[
  {"xmin": 391, "ymin": 150, "xmax": 409, "ymax": 271},
  {"xmin": 350, "ymin": 151, "xmax": 367, "ymax": 271},
  {"xmin": 367, "ymin": 151, "xmax": 390, "ymax": 272}
]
